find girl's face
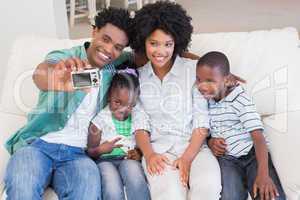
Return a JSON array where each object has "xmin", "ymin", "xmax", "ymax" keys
[
  {"xmin": 108, "ymin": 87, "xmax": 137, "ymax": 121},
  {"xmin": 145, "ymin": 29, "xmax": 175, "ymax": 69}
]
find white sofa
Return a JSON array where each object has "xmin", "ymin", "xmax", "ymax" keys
[{"xmin": 1, "ymin": 27, "xmax": 300, "ymax": 199}]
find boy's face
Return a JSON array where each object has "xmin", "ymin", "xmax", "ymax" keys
[
  {"xmin": 109, "ymin": 87, "xmax": 137, "ymax": 121},
  {"xmin": 196, "ymin": 64, "xmax": 228, "ymax": 101},
  {"xmin": 88, "ymin": 23, "xmax": 128, "ymax": 68}
]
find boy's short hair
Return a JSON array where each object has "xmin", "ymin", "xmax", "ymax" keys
[
  {"xmin": 197, "ymin": 51, "xmax": 230, "ymax": 76},
  {"xmin": 94, "ymin": 8, "xmax": 131, "ymax": 42}
]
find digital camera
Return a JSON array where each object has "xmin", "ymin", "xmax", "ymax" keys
[{"xmin": 71, "ymin": 68, "xmax": 101, "ymax": 89}]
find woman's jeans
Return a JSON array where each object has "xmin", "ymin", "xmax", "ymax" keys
[
  {"xmin": 4, "ymin": 139, "xmax": 101, "ymax": 200},
  {"xmin": 97, "ymin": 157, "xmax": 150, "ymax": 200}
]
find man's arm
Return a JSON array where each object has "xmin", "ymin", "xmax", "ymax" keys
[
  {"xmin": 33, "ymin": 58, "xmax": 88, "ymax": 91},
  {"xmin": 33, "ymin": 62, "xmax": 54, "ymax": 91}
]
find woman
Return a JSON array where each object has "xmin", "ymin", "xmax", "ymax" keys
[{"xmin": 130, "ymin": 2, "xmax": 222, "ymax": 200}]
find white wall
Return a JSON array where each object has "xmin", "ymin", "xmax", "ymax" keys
[
  {"xmin": 0, "ymin": 0, "xmax": 69, "ymax": 95},
  {"xmin": 177, "ymin": 0, "xmax": 300, "ymax": 34}
]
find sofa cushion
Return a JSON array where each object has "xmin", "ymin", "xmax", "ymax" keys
[{"xmin": 0, "ymin": 112, "xmax": 26, "ymax": 186}]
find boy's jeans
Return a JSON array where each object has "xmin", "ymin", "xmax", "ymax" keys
[
  {"xmin": 4, "ymin": 139, "xmax": 101, "ymax": 200},
  {"xmin": 218, "ymin": 148, "xmax": 286, "ymax": 200},
  {"xmin": 97, "ymin": 157, "xmax": 150, "ymax": 200}
]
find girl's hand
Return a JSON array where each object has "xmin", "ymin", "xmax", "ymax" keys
[
  {"xmin": 127, "ymin": 148, "xmax": 142, "ymax": 161},
  {"xmin": 99, "ymin": 137, "xmax": 123, "ymax": 154},
  {"xmin": 145, "ymin": 153, "xmax": 170, "ymax": 176},
  {"xmin": 172, "ymin": 156, "xmax": 192, "ymax": 187}
]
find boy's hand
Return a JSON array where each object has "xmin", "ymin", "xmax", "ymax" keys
[
  {"xmin": 208, "ymin": 138, "xmax": 227, "ymax": 157},
  {"xmin": 52, "ymin": 58, "xmax": 90, "ymax": 91},
  {"xmin": 99, "ymin": 137, "xmax": 123, "ymax": 154},
  {"xmin": 145, "ymin": 153, "xmax": 170, "ymax": 176},
  {"xmin": 172, "ymin": 156, "xmax": 192, "ymax": 187},
  {"xmin": 253, "ymin": 174, "xmax": 279, "ymax": 200},
  {"xmin": 127, "ymin": 148, "xmax": 142, "ymax": 161}
]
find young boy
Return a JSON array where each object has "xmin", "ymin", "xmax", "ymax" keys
[{"xmin": 195, "ymin": 51, "xmax": 286, "ymax": 200}]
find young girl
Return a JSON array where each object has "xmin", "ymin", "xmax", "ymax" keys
[{"xmin": 87, "ymin": 65, "xmax": 150, "ymax": 200}]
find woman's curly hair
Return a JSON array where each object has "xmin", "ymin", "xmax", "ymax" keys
[
  {"xmin": 129, "ymin": 1, "xmax": 193, "ymax": 57},
  {"xmin": 94, "ymin": 7, "xmax": 132, "ymax": 44}
]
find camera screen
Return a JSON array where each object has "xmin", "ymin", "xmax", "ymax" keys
[{"xmin": 72, "ymin": 73, "xmax": 91, "ymax": 87}]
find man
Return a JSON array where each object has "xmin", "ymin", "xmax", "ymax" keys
[{"xmin": 4, "ymin": 8, "xmax": 132, "ymax": 200}]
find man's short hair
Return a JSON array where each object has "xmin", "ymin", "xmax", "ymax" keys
[{"xmin": 94, "ymin": 8, "xmax": 131, "ymax": 41}]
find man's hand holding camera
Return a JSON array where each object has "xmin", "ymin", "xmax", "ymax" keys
[
  {"xmin": 34, "ymin": 57, "xmax": 94, "ymax": 92},
  {"xmin": 51, "ymin": 58, "xmax": 91, "ymax": 92}
]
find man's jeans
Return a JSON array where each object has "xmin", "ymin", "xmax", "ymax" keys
[
  {"xmin": 4, "ymin": 139, "xmax": 101, "ymax": 200},
  {"xmin": 97, "ymin": 157, "xmax": 150, "ymax": 200},
  {"xmin": 218, "ymin": 148, "xmax": 286, "ymax": 200}
]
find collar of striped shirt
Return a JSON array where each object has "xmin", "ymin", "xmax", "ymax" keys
[{"xmin": 209, "ymin": 85, "xmax": 245, "ymax": 105}]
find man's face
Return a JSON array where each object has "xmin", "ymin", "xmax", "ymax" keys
[
  {"xmin": 88, "ymin": 23, "xmax": 128, "ymax": 68},
  {"xmin": 196, "ymin": 65, "xmax": 227, "ymax": 101}
]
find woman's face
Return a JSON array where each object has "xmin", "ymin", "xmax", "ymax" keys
[{"xmin": 145, "ymin": 29, "xmax": 175, "ymax": 69}]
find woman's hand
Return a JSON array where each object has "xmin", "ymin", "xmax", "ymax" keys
[
  {"xmin": 145, "ymin": 153, "xmax": 170, "ymax": 176},
  {"xmin": 172, "ymin": 156, "xmax": 192, "ymax": 187}
]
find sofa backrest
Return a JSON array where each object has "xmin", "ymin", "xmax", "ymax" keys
[
  {"xmin": 1, "ymin": 28, "xmax": 298, "ymax": 116},
  {"xmin": 0, "ymin": 36, "xmax": 87, "ymax": 116},
  {"xmin": 189, "ymin": 27, "xmax": 299, "ymax": 116}
]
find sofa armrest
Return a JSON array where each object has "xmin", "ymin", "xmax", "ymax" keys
[
  {"xmin": 0, "ymin": 111, "xmax": 26, "ymax": 184},
  {"xmin": 263, "ymin": 111, "xmax": 300, "ymax": 200}
]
